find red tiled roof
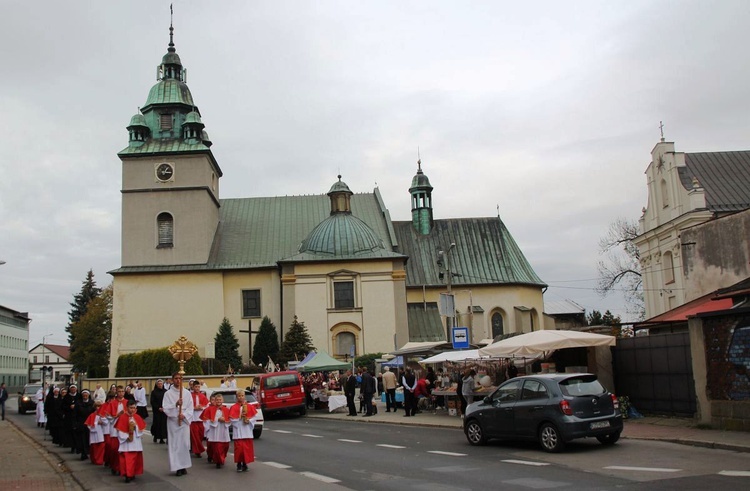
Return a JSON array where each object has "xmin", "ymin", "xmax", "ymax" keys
[{"xmin": 643, "ymin": 293, "xmax": 734, "ymax": 324}]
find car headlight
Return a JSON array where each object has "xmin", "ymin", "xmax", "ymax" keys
[{"xmin": 22, "ymin": 397, "xmax": 30, "ymax": 401}]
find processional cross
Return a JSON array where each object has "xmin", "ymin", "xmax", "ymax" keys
[{"xmin": 168, "ymin": 336, "xmax": 198, "ymax": 375}]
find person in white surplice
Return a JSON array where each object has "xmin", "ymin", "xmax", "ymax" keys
[{"xmin": 162, "ymin": 372, "xmax": 194, "ymax": 476}]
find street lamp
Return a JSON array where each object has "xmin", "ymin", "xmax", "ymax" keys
[{"xmin": 40, "ymin": 333, "xmax": 53, "ymax": 386}]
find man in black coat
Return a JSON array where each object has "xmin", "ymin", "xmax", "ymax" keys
[
  {"xmin": 361, "ymin": 369, "xmax": 376, "ymax": 417},
  {"xmin": 62, "ymin": 385, "xmax": 81, "ymax": 453},
  {"xmin": 401, "ymin": 368, "xmax": 417, "ymax": 417},
  {"xmin": 74, "ymin": 390, "xmax": 95, "ymax": 460},
  {"xmin": 343, "ymin": 369, "xmax": 358, "ymax": 416}
]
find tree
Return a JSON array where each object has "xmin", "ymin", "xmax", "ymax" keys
[
  {"xmin": 354, "ymin": 353, "xmax": 384, "ymax": 373},
  {"xmin": 596, "ymin": 217, "xmax": 644, "ymax": 320},
  {"xmin": 587, "ymin": 309, "xmax": 621, "ymax": 326},
  {"xmin": 69, "ymin": 284, "xmax": 112, "ymax": 377},
  {"xmin": 214, "ymin": 318, "xmax": 242, "ymax": 372},
  {"xmin": 279, "ymin": 315, "xmax": 315, "ymax": 364},
  {"xmin": 252, "ymin": 316, "xmax": 280, "ymax": 366},
  {"xmin": 66, "ymin": 269, "xmax": 102, "ymax": 344}
]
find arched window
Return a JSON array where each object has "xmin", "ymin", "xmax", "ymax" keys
[
  {"xmin": 664, "ymin": 251, "xmax": 675, "ymax": 284},
  {"xmin": 660, "ymin": 179, "xmax": 669, "ymax": 208},
  {"xmin": 491, "ymin": 312, "xmax": 504, "ymax": 338},
  {"xmin": 335, "ymin": 332, "xmax": 356, "ymax": 359},
  {"xmin": 157, "ymin": 212, "xmax": 174, "ymax": 247}
]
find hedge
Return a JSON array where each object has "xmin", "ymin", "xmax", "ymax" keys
[{"xmin": 115, "ymin": 347, "xmax": 203, "ymax": 377}]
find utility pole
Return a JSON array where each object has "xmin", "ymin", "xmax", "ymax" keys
[
  {"xmin": 438, "ymin": 243, "xmax": 457, "ymax": 341},
  {"xmin": 239, "ymin": 320, "xmax": 260, "ymax": 366}
]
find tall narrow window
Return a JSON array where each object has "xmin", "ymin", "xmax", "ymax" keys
[
  {"xmin": 334, "ymin": 281, "xmax": 355, "ymax": 309},
  {"xmin": 157, "ymin": 212, "xmax": 174, "ymax": 247},
  {"xmin": 660, "ymin": 179, "xmax": 669, "ymax": 208},
  {"xmin": 336, "ymin": 332, "xmax": 356, "ymax": 359},
  {"xmin": 491, "ymin": 312, "xmax": 504, "ymax": 338},
  {"xmin": 664, "ymin": 251, "xmax": 675, "ymax": 284},
  {"xmin": 242, "ymin": 290, "xmax": 261, "ymax": 318}
]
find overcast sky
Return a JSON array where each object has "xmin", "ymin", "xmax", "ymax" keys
[{"xmin": 2, "ymin": 1, "xmax": 750, "ymax": 347}]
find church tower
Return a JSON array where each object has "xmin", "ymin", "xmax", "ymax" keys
[
  {"xmin": 409, "ymin": 159, "xmax": 433, "ymax": 235},
  {"xmin": 118, "ymin": 18, "xmax": 222, "ymax": 267}
]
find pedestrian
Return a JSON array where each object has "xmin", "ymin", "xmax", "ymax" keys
[
  {"xmin": 507, "ymin": 360, "xmax": 518, "ymax": 379},
  {"xmin": 401, "ymin": 368, "xmax": 417, "ymax": 417},
  {"xmin": 382, "ymin": 367, "xmax": 397, "ymax": 413},
  {"xmin": 62, "ymin": 385, "xmax": 81, "ymax": 453},
  {"xmin": 202, "ymin": 393, "xmax": 230, "ymax": 469},
  {"xmin": 74, "ymin": 389, "xmax": 95, "ymax": 460},
  {"xmin": 343, "ymin": 369, "xmax": 358, "ymax": 416},
  {"xmin": 115, "ymin": 399, "xmax": 146, "ymax": 483},
  {"xmin": 133, "ymin": 381, "xmax": 148, "ymax": 420},
  {"xmin": 204, "ymin": 394, "xmax": 217, "ymax": 463},
  {"xmin": 461, "ymin": 368, "xmax": 477, "ymax": 411},
  {"xmin": 93, "ymin": 383, "xmax": 106, "ymax": 404},
  {"xmin": 0, "ymin": 382, "xmax": 7, "ymax": 420},
  {"xmin": 44, "ymin": 387, "xmax": 61, "ymax": 443},
  {"xmin": 36, "ymin": 383, "xmax": 47, "ymax": 427},
  {"xmin": 228, "ymin": 375, "xmax": 237, "ymax": 389},
  {"xmin": 162, "ymin": 372, "xmax": 193, "ymax": 477},
  {"xmin": 189, "ymin": 380, "xmax": 209, "ymax": 457},
  {"xmin": 85, "ymin": 400, "xmax": 106, "ymax": 465},
  {"xmin": 105, "ymin": 385, "xmax": 128, "ymax": 475},
  {"xmin": 229, "ymin": 389, "xmax": 258, "ymax": 472},
  {"xmin": 361, "ymin": 369, "xmax": 376, "ymax": 417},
  {"xmin": 149, "ymin": 379, "xmax": 168, "ymax": 444}
]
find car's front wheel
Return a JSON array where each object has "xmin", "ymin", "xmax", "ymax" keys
[
  {"xmin": 464, "ymin": 419, "xmax": 487, "ymax": 446},
  {"xmin": 596, "ymin": 431, "xmax": 620, "ymax": 445},
  {"xmin": 539, "ymin": 423, "xmax": 565, "ymax": 453}
]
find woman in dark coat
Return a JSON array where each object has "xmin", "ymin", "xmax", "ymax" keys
[
  {"xmin": 149, "ymin": 379, "xmax": 168, "ymax": 444},
  {"xmin": 44, "ymin": 387, "xmax": 61, "ymax": 445}
]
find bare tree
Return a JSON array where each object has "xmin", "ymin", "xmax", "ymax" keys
[{"xmin": 596, "ymin": 217, "xmax": 644, "ymax": 320}]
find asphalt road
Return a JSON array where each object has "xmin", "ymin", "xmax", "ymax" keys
[
  {"xmin": 258, "ymin": 414, "xmax": 750, "ymax": 490},
  {"xmin": 8, "ymin": 398, "xmax": 750, "ymax": 490}
]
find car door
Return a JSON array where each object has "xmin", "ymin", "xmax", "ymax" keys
[
  {"xmin": 482, "ymin": 379, "xmax": 522, "ymax": 438},
  {"xmin": 512, "ymin": 379, "xmax": 551, "ymax": 438}
]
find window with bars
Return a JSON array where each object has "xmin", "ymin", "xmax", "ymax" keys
[
  {"xmin": 242, "ymin": 289, "xmax": 261, "ymax": 317},
  {"xmin": 157, "ymin": 212, "xmax": 174, "ymax": 247},
  {"xmin": 160, "ymin": 113, "xmax": 173, "ymax": 130},
  {"xmin": 334, "ymin": 281, "xmax": 355, "ymax": 309}
]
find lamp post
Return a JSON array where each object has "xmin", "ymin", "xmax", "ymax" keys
[{"xmin": 438, "ymin": 243, "xmax": 457, "ymax": 340}]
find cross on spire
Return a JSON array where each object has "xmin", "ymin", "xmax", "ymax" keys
[{"xmin": 659, "ymin": 121, "xmax": 665, "ymax": 142}]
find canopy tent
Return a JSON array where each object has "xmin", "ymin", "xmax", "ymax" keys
[
  {"xmin": 295, "ymin": 351, "xmax": 351, "ymax": 372},
  {"xmin": 420, "ymin": 349, "xmax": 482, "ymax": 364},
  {"xmin": 479, "ymin": 330, "xmax": 616, "ymax": 358},
  {"xmin": 382, "ymin": 356, "xmax": 405, "ymax": 367}
]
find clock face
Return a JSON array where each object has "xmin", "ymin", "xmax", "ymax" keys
[{"xmin": 156, "ymin": 163, "xmax": 174, "ymax": 181}]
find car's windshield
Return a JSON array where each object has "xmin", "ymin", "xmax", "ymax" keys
[
  {"xmin": 215, "ymin": 392, "xmax": 257, "ymax": 405},
  {"xmin": 264, "ymin": 374, "xmax": 299, "ymax": 389},
  {"xmin": 24, "ymin": 385, "xmax": 42, "ymax": 394},
  {"xmin": 559, "ymin": 376, "xmax": 605, "ymax": 396}
]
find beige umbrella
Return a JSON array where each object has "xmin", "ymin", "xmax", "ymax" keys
[{"xmin": 478, "ymin": 330, "xmax": 616, "ymax": 358}]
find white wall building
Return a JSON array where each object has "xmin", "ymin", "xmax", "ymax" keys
[{"xmin": 0, "ymin": 305, "xmax": 30, "ymax": 391}]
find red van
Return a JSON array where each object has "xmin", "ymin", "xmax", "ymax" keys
[{"xmin": 253, "ymin": 371, "xmax": 307, "ymax": 417}]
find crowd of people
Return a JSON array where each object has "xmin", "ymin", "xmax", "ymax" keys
[{"xmin": 35, "ymin": 372, "xmax": 260, "ymax": 483}]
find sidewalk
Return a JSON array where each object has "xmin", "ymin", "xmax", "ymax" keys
[
  {"xmin": 0, "ymin": 419, "xmax": 81, "ymax": 491},
  {"xmin": 306, "ymin": 399, "xmax": 750, "ymax": 453}
]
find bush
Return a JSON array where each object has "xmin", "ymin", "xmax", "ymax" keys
[{"xmin": 115, "ymin": 347, "xmax": 203, "ymax": 377}]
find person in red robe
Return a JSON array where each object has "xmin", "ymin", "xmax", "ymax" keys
[
  {"xmin": 84, "ymin": 400, "xmax": 106, "ymax": 465},
  {"xmin": 114, "ymin": 400, "xmax": 146, "ymax": 483},
  {"xmin": 189, "ymin": 380, "xmax": 209, "ymax": 457},
  {"xmin": 105, "ymin": 386, "xmax": 127, "ymax": 475},
  {"xmin": 201, "ymin": 394, "xmax": 230, "ymax": 468},
  {"xmin": 228, "ymin": 390, "xmax": 258, "ymax": 472}
]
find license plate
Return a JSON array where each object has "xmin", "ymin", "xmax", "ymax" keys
[
  {"xmin": 277, "ymin": 392, "xmax": 290, "ymax": 398},
  {"xmin": 590, "ymin": 421, "xmax": 610, "ymax": 429}
]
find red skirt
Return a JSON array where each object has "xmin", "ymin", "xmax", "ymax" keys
[
  {"xmin": 118, "ymin": 451, "xmax": 144, "ymax": 478},
  {"xmin": 89, "ymin": 441, "xmax": 105, "ymax": 465},
  {"xmin": 190, "ymin": 421, "xmax": 205, "ymax": 455},
  {"xmin": 233, "ymin": 438, "xmax": 255, "ymax": 464},
  {"xmin": 105, "ymin": 436, "xmax": 120, "ymax": 473},
  {"xmin": 210, "ymin": 441, "xmax": 229, "ymax": 465}
]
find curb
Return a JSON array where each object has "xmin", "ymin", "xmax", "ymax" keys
[
  {"xmin": 6, "ymin": 419, "xmax": 84, "ymax": 490},
  {"xmin": 621, "ymin": 434, "xmax": 750, "ymax": 453}
]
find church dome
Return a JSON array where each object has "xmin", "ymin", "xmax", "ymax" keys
[
  {"xmin": 144, "ymin": 79, "xmax": 195, "ymax": 108},
  {"xmin": 328, "ymin": 177, "xmax": 353, "ymax": 195},
  {"xmin": 162, "ymin": 51, "xmax": 182, "ymax": 66},
  {"xmin": 128, "ymin": 113, "xmax": 148, "ymax": 128},
  {"xmin": 300, "ymin": 213, "xmax": 385, "ymax": 256},
  {"xmin": 183, "ymin": 110, "xmax": 202, "ymax": 125}
]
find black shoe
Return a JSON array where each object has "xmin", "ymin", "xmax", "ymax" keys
[
  {"xmin": 125, "ymin": 477, "xmax": 132, "ymax": 483},
  {"xmin": 153, "ymin": 436, "xmax": 157, "ymax": 443},
  {"xmin": 80, "ymin": 454, "xmax": 87, "ymax": 460},
  {"xmin": 111, "ymin": 469, "xmax": 117, "ymax": 475},
  {"xmin": 216, "ymin": 463, "xmax": 221, "ymax": 469},
  {"xmin": 160, "ymin": 439, "xmax": 166, "ymax": 444},
  {"xmin": 194, "ymin": 453, "xmax": 202, "ymax": 458},
  {"xmin": 242, "ymin": 464, "xmax": 248, "ymax": 472},
  {"xmin": 403, "ymin": 414, "xmax": 410, "ymax": 417}
]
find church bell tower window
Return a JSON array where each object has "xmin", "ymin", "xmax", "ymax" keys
[
  {"xmin": 157, "ymin": 212, "xmax": 174, "ymax": 248},
  {"xmin": 160, "ymin": 113, "xmax": 173, "ymax": 130}
]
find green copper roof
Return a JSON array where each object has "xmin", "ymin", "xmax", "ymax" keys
[
  {"xmin": 328, "ymin": 176, "xmax": 353, "ymax": 195},
  {"xmin": 144, "ymin": 79, "xmax": 195, "ymax": 108},
  {"xmin": 298, "ymin": 213, "xmax": 386, "ymax": 257},
  {"xmin": 407, "ymin": 302, "xmax": 446, "ymax": 342},
  {"xmin": 118, "ymin": 138, "xmax": 210, "ymax": 156},
  {"xmin": 184, "ymin": 111, "xmax": 203, "ymax": 125},
  {"xmin": 410, "ymin": 168, "xmax": 432, "ymax": 190},
  {"xmin": 392, "ymin": 217, "xmax": 546, "ymax": 288},
  {"xmin": 128, "ymin": 113, "xmax": 148, "ymax": 128},
  {"xmin": 162, "ymin": 51, "xmax": 182, "ymax": 66}
]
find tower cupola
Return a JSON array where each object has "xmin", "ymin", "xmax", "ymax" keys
[
  {"xmin": 126, "ymin": 112, "xmax": 150, "ymax": 146},
  {"xmin": 409, "ymin": 159, "xmax": 434, "ymax": 234},
  {"xmin": 182, "ymin": 110, "xmax": 204, "ymax": 143},
  {"xmin": 328, "ymin": 175, "xmax": 353, "ymax": 214}
]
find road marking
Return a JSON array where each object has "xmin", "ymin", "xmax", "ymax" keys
[
  {"xmin": 719, "ymin": 470, "xmax": 750, "ymax": 477},
  {"xmin": 272, "ymin": 430, "xmax": 293, "ymax": 434},
  {"xmin": 299, "ymin": 471, "xmax": 341, "ymax": 483},
  {"xmin": 377, "ymin": 444, "xmax": 406, "ymax": 449},
  {"xmin": 263, "ymin": 461, "xmax": 292, "ymax": 469},
  {"xmin": 605, "ymin": 466, "xmax": 681, "ymax": 473},
  {"xmin": 502, "ymin": 459, "xmax": 551, "ymax": 466},
  {"xmin": 338, "ymin": 439, "xmax": 362, "ymax": 443},
  {"xmin": 302, "ymin": 434, "xmax": 323, "ymax": 438},
  {"xmin": 427, "ymin": 451, "xmax": 467, "ymax": 457}
]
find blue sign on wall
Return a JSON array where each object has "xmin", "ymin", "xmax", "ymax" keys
[{"xmin": 452, "ymin": 327, "xmax": 470, "ymax": 349}]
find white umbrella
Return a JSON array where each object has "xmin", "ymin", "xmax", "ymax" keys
[{"xmin": 479, "ymin": 330, "xmax": 616, "ymax": 357}]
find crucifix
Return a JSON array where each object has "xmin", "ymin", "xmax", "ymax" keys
[
  {"xmin": 240, "ymin": 320, "xmax": 260, "ymax": 366},
  {"xmin": 659, "ymin": 121, "xmax": 665, "ymax": 142},
  {"xmin": 168, "ymin": 335, "xmax": 198, "ymax": 375}
]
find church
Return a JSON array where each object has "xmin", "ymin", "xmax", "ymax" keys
[{"xmin": 108, "ymin": 24, "xmax": 546, "ymax": 375}]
